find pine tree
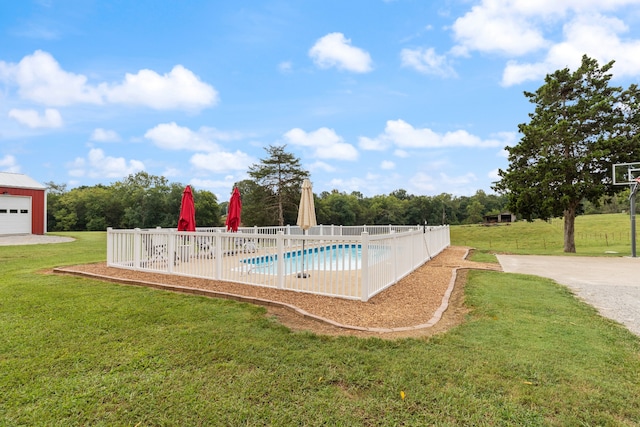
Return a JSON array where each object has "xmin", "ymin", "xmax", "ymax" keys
[{"xmin": 248, "ymin": 145, "xmax": 310, "ymax": 226}]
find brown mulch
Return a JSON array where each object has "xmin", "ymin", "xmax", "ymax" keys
[{"xmin": 53, "ymin": 246, "xmax": 501, "ymax": 339}]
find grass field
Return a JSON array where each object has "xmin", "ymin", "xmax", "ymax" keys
[
  {"xmin": 2, "ymin": 218, "xmax": 640, "ymax": 425},
  {"xmin": 451, "ymin": 212, "xmax": 635, "ymax": 256}
]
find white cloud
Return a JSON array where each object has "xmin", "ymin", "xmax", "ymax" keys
[
  {"xmin": 309, "ymin": 32, "xmax": 373, "ymax": 73},
  {"xmin": 381, "ymin": 160, "xmax": 395, "ymax": 170},
  {"xmin": 363, "ymin": 119, "xmax": 505, "ymax": 150},
  {"xmin": 309, "ymin": 161, "xmax": 337, "ymax": 173},
  {"xmin": 284, "ymin": 127, "xmax": 359, "ymax": 160},
  {"xmin": 190, "ymin": 151, "xmax": 254, "ymax": 173},
  {"xmin": 162, "ymin": 167, "xmax": 181, "ymax": 177},
  {"xmin": 68, "ymin": 148, "xmax": 144, "ymax": 179},
  {"xmin": 447, "ymin": 1, "xmax": 640, "ymax": 85},
  {"xmin": 90, "ymin": 128, "xmax": 121, "ymax": 142},
  {"xmin": 408, "ymin": 172, "xmax": 436, "ymax": 193},
  {"xmin": 0, "ymin": 50, "xmax": 102, "ymax": 106},
  {"xmin": 440, "ymin": 172, "xmax": 477, "ymax": 186},
  {"xmin": 67, "ymin": 157, "xmax": 85, "ymax": 177},
  {"xmin": 492, "ymin": 131, "xmax": 518, "ymax": 147},
  {"xmin": 144, "ymin": 122, "xmax": 218, "ymax": 151},
  {"xmin": 488, "ymin": 168, "xmax": 501, "ymax": 180},
  {"xmin": 400, "ymin": 47, "xmax": 457, "ymax": 78},
  {"xmin": 328, "ymin": 176, "xmax": 369, "ymax": 193},
  {"xmin": 8, "ymin": 108, "xmax": 62, "ymax": 128},
  {"xmin": 103, "ymin": 65, "xmax": 218, "ymax": 110},
  {"xmin": 144, "ymin": 122, "xmax": 250, "ymax": 155},
  {"xmin": 451, "ymin": 3, "xmax": 548, "ymax": 57},
  {"xmin": 408, "ymin": 171, "xmax": 478, "ymax": 196},
  {"xmin": 190, "ymin": 177, "xmax": 234, "ymax": 189},
  {"xmin": 0, "ymin": 154, "xmax": 20, "ymax": 172},
  {"xmin": 144, "ymin": 122, "xmax": 255, "ymax": 175},
  {"xmin": 279, "ymin": 61, "xmax": 292, "ymax": 73},
  {"xmin": 189, "ymin": 176, "xmax": 237, "ymax": 193},
  {"xmin": 0, "ymin": 50, "xmax": 218, "ymax": 110},
  {"xmin": 358, "ymin": 136, "xmax": 389, "ymax": 151},
  {"xmin": 502, "ymin": 13, "xmax": 640, "ymax": 85}
]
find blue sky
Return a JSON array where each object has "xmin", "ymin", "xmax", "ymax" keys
[{"xmin": 2, "ymin": 1, "xmax": 640, "ymax": 200}]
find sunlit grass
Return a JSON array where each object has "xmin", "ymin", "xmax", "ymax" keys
[
  {"xmin": 451, "ymin": 213, "xmax": 633, "ymax": 256},
  {"xmin": 2, "ymin": 224, "xmax": 640, "ymax": 424}
]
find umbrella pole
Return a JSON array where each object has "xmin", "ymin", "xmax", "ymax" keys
[{"xmin": 298, "ymin": 230, "xmax": 308, "ymax": 278}]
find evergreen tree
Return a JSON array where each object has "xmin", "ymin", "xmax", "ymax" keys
[
  {"xmin": 494, "ymin": 55, "xmax": 640, "ymax": 252},
  {"xmin": 248, "ymin": 145, "xmax": 309, "ymax": 226}
]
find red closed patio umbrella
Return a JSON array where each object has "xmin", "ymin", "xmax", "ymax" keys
[
  {"xmin": 226, "ymin": 187, "xmax": 242, "ymax": 232},
  {"xmin": 177, "ymin": 185, "xmax": 196, "ymax": 231}
]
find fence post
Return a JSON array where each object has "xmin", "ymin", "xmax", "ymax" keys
[
  {"xmin": 134, "ymin": 228, "xmax": 141, "ymax": 269},
  {"xmin": 361, "ymin": 231, "xmax": 369, "ymax": 301},
  {"xmin": 392, "ymin": 231, "xmax": 398, "ymax": 283},
  {"xmin": 277, "ymin": 231, "xmax": 285, "ymax": 289},
  {"xmin": 106, "ymin": 227, "xmax": 113, "ymax": 266},
  {"xmin": 167, "ymin": 229, "xmax": 175, "ymax": 273},
  {"xmin": 215, "ymin": 231, "xmax": 222, "ymax": 280}
]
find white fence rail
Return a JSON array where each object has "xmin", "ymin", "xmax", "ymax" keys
[{"xmin": 107, "ymin": 225, "xmax": 450, "ymax": 301}]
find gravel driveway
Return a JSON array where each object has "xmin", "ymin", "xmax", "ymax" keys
[
  {"xmin": 497, "ymin": 254, "xmax": 640, "ymax": 337},
  {"xmin": 0, "ymin": 234, "xmax": 75, "ymax": 246}
]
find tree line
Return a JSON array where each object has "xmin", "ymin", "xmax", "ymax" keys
[
  {"xmin": 46, "ymin": 166, "xmax": 628, "ymax": 233},
  {"xmin": 46, "ymin": 172, "xmax": 222, "ymax": 232},
  {"xmin": 45, "ymin": 171, "xmax": 507, "ymax": 232}
]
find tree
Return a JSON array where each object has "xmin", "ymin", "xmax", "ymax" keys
[
  {"xmin": 368, "ymin": 194, "xmax": 406, "ymax": 224},
  {"xmin": 248, "ymin": 145, "xmax": 309, "ymax": 226},
  {"xmin": 193, "ymin": 189, "xmax": 221, "ymax": 227},
  {"xmin": 45, "ymin": 182, "xmax": 67, "ymax": 231},
  {"xmin": 316, "ymin": 191, "xmax": 360, "ymax": 226},
  {"xmin": 494, "ymin": 55, "xmax": 640, "ymax": 252},
  {"xmin": 465, "ymin": 200, "xmax": 484, "ymax": 224}
]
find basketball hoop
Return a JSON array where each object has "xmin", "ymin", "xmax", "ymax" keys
[
  {"xmin": 631, "ymin": 177, "xmax": 640, "ymax": 199},
  {"xmin": 615, "ymin": 161, "xmax": 640, "ymax": 257}
]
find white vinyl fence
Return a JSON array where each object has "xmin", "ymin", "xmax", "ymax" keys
[{"xmin": 107, "ymin": 225, "xmax": 450, "ymax": 301}]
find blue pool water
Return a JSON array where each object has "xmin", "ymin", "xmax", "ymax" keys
[{"xmin": 241, "ymin": 244, "xmax": 378, "ymax": 274}]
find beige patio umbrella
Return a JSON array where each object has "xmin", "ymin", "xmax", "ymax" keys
[{"xmin": 296, "ymin": 178, "xmax": 317, "ymax": 278}]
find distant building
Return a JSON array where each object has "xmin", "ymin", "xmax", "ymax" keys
[
  {"xmin": 483, "ymin": 212, "xmax": 516, "ymax": 224},
  {"xmin": 0, "ymin": 172, "xmax": 47, "ymax": 235}
]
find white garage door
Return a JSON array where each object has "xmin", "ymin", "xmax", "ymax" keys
[{"xmin": 0, "ymin": 195, "xmax": 32, "ymax": 235}]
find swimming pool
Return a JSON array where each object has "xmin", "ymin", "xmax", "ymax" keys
[{"xmin": 240, "ymin": 243, "xmax": 387, "ymax": 275}]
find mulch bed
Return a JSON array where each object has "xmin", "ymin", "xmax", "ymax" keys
[{"xmin": 54, "ymin": 246, "xmax": 500, "ymax": 339}]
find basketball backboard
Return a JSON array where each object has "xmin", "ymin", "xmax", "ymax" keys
[{"xmin": 613, "ymin": 162, "xmax": 640, "ymax": 186}]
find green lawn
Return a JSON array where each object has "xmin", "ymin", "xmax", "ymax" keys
[
  {"xmin": 2, "ymin": 223, "xmax": 640, "ymax": 425},
  {"xmin": 452, "ymin": 212, "xmax": 635, "ymax": 257}
]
